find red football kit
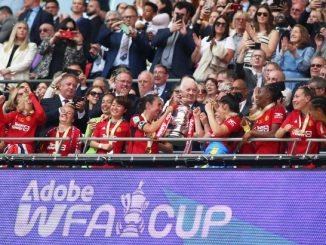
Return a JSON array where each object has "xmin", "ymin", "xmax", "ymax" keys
[
  {"xmin": 209, "ymin": 116, "xmax": 242, "ymax": 152},
  {"xmin": 280, "ymin": 110, "xmax": 320, "ymax": 155},
  {"xmin": 252, "ymin": 104, "xmax": 286, "ymax": 154},
  {"xmin": 128, "ymin": 114, "xmax": 158, "ymax": 154},
  {"xmin": 0, "ymin": 93, "xmax": 46, "ymax": 153},
  {"xmin": 43, "ymin": 126, "xmax": 82, "ymax": 156},
  {"xmin": 93, "ymin": 119, "xmax": 130, "ymax": 154}
]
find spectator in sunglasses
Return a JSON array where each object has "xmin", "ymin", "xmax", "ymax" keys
[
  {"xmin": 34, "ymin": 17, "xmax": 85, "ymax": 79},
  {"xmin": 310, "ymin": 56, "xmax": 325, "ymax": 77},
  {"xmin": 84, "ymin": 86, "xmax": 104, "ymax": 121}
]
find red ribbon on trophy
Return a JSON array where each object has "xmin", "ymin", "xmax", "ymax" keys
[{"xmin": 183, "ymin": 112, "xmax": 194, "ymax": 154}]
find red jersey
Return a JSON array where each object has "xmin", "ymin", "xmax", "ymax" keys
[
  {"xmin": 280, "ymin": 110, "xmax": 320, "ymax": 155},
  {"xmin": 93, "ymin": 120, "xmax": 130, "ymax": 153},
  {"xmin": 43, "ymin": 126, "xmax": 82, "ymax": 156},
  {"xmin": 128, "ymin": 115, "xmax": 159, "ymax": 154},
  {"xmin": 0, "ymin": 93, "xmax": 46, "ymax": 148},
  {"xmin": 252, "ymin": 104, "xmax": 286, "ymax": 154},
  {"xmin": 210, "ymin": 116, "xmax": 242, "ymax": 152},
  {"xmin": 316, "ymin": 121, "xmax": 326, "ymax": 138}
]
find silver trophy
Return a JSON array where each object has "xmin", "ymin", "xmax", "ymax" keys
[
  {"xmin": 116, "ymin": 181, "xmax": 149, "ymax": 237},
  {"xmin": 165, "ymin": 104, "xmax": 191, "ymax": 138}
]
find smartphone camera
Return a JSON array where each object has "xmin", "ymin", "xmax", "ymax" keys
[
  {"xmin": 73, "ymin": 96, "xmax": 84, "ymax": 105},
  {"xmin": 231, "ymin": 3, "xmax": 242, "ymax": 11},
  {"xmin": 175, "ymin": 13, "xmax": 184, "ymax": 22},
  {"xmin": 252, "ymin": 42, "xmax": 261, "ymax": 50},
  {"xmin": 120, "ymin": 23, "xmax": 130, "ymax": 35},
  {"xmin": 60, "ymin": 30, "xmax": 75, "ymax": 39},
  {"xmin": 63, "ymin": 68, "xmax": 82, "ymax": 77}
]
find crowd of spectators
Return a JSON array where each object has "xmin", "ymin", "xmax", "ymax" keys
[{"xmin": 0, "ymin": 0, "xmax": 325, "ymax": 167}]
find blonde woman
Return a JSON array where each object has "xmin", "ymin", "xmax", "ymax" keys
[{"xmin": 0, "ymin": 21, "xmax": 37, "ymax": 81}]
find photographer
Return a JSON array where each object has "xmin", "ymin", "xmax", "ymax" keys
[{"xmin": 34, "ymin": 17, "xmax": 85, "ymax": 79}]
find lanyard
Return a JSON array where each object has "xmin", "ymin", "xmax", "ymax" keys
[
  {"xmin": 248, "ymin": 102, "xmax": 275, "ymax": 121},
  {"xmin": 54, "ymin": 126, "xmax": 71, "ymax": 154},
  {"xmin": 141, "ymin": 113, "xmax": 155, "ymax": 153}
]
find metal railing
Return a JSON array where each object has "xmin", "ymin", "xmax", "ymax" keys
[{"xmin": 0, "ymin": 137, "xmax": 324, "ymax": 167}]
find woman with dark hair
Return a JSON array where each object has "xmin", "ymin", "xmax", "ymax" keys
[
  {"xmin": 193, "ymin": 16, "xmax": 235, "ymax": 81},
  {"xmin": 242, "ymin": 4, "xmax": 279, "ymax": 65},
  {"xmin": 84, "ymin": 85, "xmax": 104, "ymax": 119},
  {"xmin": 274, "ymin": 24, "xmax": 314, "ymax": 89},
  {"xmin": 35, "ymin": 17, "xmax": 85, "ymax": 79},
  {"xmin": 275, "ymin": 86, "xmax": 320, "ymax": 156},
  {"xmin": 195, "ymin": 93, "xmax": 242, "ymax": 155},
  {"xmin": 90, "ymin": 96, "xmax": 131, "ymax": 155},
  {"xmin": 204, "ymin": 78, "xmax": 218, "ymax": 103},
  {"xmin": 242, "ymin": 82, "xmax": 287, "ymax": 154},
  {"xmin": 128, "ymin": 94, "xmax": 173, "ymax": 154},
  {"xmin": 310, "ymin": 96, "xmax": 326, "ymax": 139}
]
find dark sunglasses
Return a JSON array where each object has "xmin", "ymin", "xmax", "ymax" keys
[
  {"xmin": 310, "ymin": 64, "xmax": 323, "ymax": 68},
  {"xmin": 62, "ymin": 27, "xmax": 74, "ymax": 31},
  {"xmin": 198, "ymin": 89, "xmax": 207, "ymax": 93},
  {"xmin": 216, "ymin": 22, "xmax": 227, "ymax": 27},
  {"xmin": 257, "ymin": 12, "xmax": 268, "ymax": 17},
  {"xmin": 90, "ymin": 91, "xmax": 103, "ymax": 97}
]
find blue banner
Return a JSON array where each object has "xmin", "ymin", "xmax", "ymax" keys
[{"xmin": 0, "ymin": 170, "xmax": 325, "ymax": 244}]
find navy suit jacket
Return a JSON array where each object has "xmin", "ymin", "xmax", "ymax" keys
[
  {"xmin": 150, "ymin": 28, "xmax": 196, "ymax": 78},
  {"xmin": 159, "ymin": 83, "xmax": 173, "ymax": 103},
  {"xmin": 41, "ymin": 95, "xmax": 87, "ymax": 133},
  {"xmin": 98, "ymin": 27, "xmax": 152, "ymax": 78},
  {"xmin": 18, "ymin": 8, "xmax": 53, "ymax": 45}
]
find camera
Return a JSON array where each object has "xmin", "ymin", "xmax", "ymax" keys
[
  {"xmin": 63, "ymin": 68, "xmax": 82, "ymax": 77},
  {"xmin": 73, "ymin": 96, "xmax": 84, "ymax": 105},
  {"xmin": 120, "ymin": 23, "xmax": 130, "ymax": 35},
  {"xmin": 175, "ymin": 13, "xmax": 184, "ymax": 22},
  {"xmin": 231, "ymin": 3, "xmax": 242, "ymax": 11},
  {"xmin": 60, "ymin": 30, "xmax": 75, "ymax": 39},
  {"xmin": 253, "ymin": 42, "xmax": 261, "ymax": 50}
]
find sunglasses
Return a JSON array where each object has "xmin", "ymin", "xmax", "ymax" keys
[
  {"xmin": 90, "ymin": 91, "xmax": 103, "ymax": 97},
  {"xmin": 216, "ymin": 22, "xmax": 227, "ymax": 27},
  {"xmin": 198, "ymin": 89, "xmax": 207, "ymax": 94},
  {"xmin": 257, "ymin": 12, "xmax": 268, "ymax": 17},
  {"xmin": 310, "ymin": 64, "xmax": 323, "ymax": 68},
  {"xmin": 39, "ymin": 28, "xmax": 49, "ymax": 33},
  {"xmin": 62, "ymin": 27, "xmax": 74, "ymax": 31}
]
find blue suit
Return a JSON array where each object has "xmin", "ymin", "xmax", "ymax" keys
[
  {"xmin": 150, "ymin": 28, "xmax": 196, "ymax": 78},
  {"xmin": 98, "ymin": 27, "xmax": 153, "ymax": 78}
]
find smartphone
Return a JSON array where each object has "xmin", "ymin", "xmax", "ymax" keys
[
  {"xmin": 73, "ymin": 96, "xmax": 84, "ymax": 105},
  {"xmin": 63, "ymin": 68, "xmax": 81, "ymax": 77},
  {"xmin": 231, "ymin": 3, "xmax": 242, "ymax": 11},
  {"xmin": 120, "ymin": 23, "xmax": 130, "ymax": 35},
  {"xmin": 175, "ymin": 13, "xmax": 184, "ymax": 22},
  {"xmin": 253, "ymin": 42, "xmax": 261, "ymax": 50},
  {"xmin": 60, "ymin": 30, "xmax": 75, "ymax": 39}
]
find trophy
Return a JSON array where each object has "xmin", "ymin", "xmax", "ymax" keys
[
  {"xmin": 116, "ymin": 181, "xmax": 149, "ymax": 237},
  {"xmin": 165, "ymin": 104, "xmax": 192, "ymax": 138}
]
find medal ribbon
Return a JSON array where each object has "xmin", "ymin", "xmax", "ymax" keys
[{"xmin": 54, "ymin": 126, "xmax": 71, "ymax": 154}]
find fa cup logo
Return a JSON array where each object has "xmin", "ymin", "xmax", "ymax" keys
[{"xmin": 116, "ymin": 181, "xmax": 149, "ymax": 237}]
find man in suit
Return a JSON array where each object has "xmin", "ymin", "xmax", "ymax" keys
[
  {"xmin": 0, "ymin": 6, "xmax": 16, "ymax": 43},
  {"xmin": 150, "ymin": 1, "xmax": 196, "ymax": 78},
  {"xmin": 236, "ymin": 48, "xmax": 266, "ymax": 94},
  {"xmin": 18, "ymin": 0, "xmax": 53, "ymax": 45},
  {"xmin": 231, "ymin": 79, "xmax": 252, "ymax": 117},
  {"xmin": 41, "ymin": 73, "xmax": 87, "ymax": 133},
  {"xmin": 153, "ymin": 64, "xmax": 172, "ymax": 103},
  {"xmin": 98, "ymin": 5, "xmax": 152, "ymax": 78},
  {"xmin": 138, "ymin": 71, "xmax": 154, "ymax": 97},
  {"xmin": 44, "ymin": 0, "xmax": 60, "ymax": 29}
]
